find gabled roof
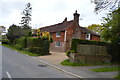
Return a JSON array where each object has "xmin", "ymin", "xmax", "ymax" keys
[
  {"xmin": 79, "ymin": 27, "xmax": 100, "ymax": 36},
  {"xmin": 39, "ymin": 20, "xmax": 100, "ymax": 36},
  {"xmin": 40, "ymin": 20, "xmax": 73, "ymax": 32}
]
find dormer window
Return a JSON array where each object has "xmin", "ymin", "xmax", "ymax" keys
[
  {"xmin": 56, "ymin": 32, "xmax": 61, "ymax": 37},
  {"xmin": 86, "ymin": 33, "xmax": 91, "ymax": 40}
]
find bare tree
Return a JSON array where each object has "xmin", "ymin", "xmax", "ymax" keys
[{"xmin": 91, "ymin": 0, "xmax": 120, "ymax": 13}]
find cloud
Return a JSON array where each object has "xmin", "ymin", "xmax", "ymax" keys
[{"xmin": 0, "ymin": 0, "xmax": 109, "ymax": 30}]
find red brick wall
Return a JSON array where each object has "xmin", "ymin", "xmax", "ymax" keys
[
  {"xmin": 51, "ymin": 31, "xmax": 65, "ymax": 42},
  {"xmin": 91, "ymin": 35, "xmax": 100, "ymax": 41},
  {"xmin": 81, "ymin": 33, "xmax": 86, "ymax": 39},
  {"xmin": 50, "ymin": 31, "xmax": 66, "ymax": 52},
  {"xmin": 80, "ymin": 32, "xmax": 100, "ymax": 41},
  {"xmin": 50, "ymin": 42, "xmax": 66, "ymax": 52}
]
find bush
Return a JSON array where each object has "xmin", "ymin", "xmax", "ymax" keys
[
  {"xmin": 71, "ymin": 38, "xmax": 108, "ymax": 52},
  {"xmin": 108, "ymin": 43, "xmax": 120, "ymax": 63},
  {"xmin": 27, "ymin": 37, "xmax": 50, "ymax": 55},
  {"xmin": 66, "ymin": 50, "xmax": 76, "ymax": 58},
  {"xmin": 2, "ymin": 39, "xmax": 10, "ymax": 44},
  {"xmin": 14, "ymin": 37, "xmax": 26, "ymax": 49}
]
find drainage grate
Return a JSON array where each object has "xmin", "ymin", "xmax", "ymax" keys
[{"xmin": 38, "ymin": 64, "xmax": 47, "ymax": 67}]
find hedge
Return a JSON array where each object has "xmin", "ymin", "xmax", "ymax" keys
[
  {"xmin": 71, "ymin": 38, "xmax": 108, "ymax": 52},
  {"xmin": 13, "ymin": 37, "xmax": 26, "ymax": 49},
  {"xmin": 2, "ymin": 39, "xmax": 10, "ymax": 44},
  {"xmin": 27, "ymin": 37, "xmax": 50, "ymax": 55}
]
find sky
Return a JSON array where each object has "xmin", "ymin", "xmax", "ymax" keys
[{"xmin": 0, "ymin": 0, "xmax": 109, "ymax": 31}]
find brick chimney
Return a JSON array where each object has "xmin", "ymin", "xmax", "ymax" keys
[{"xmin": 73, "ymin": 10, "xmax": 80, "ymax": 25}]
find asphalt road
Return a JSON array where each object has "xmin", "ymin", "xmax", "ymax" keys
[{"xmin": 2, "ymin": 46, "xmax": 81, "ymax": 80}]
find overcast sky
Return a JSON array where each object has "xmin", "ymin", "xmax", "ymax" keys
[{"xmin": 0, "ymin": 0, "xmax": 109, "ymax": 30}]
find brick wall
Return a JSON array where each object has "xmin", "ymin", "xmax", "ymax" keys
[
  {"xmin": 51, "ymin": 31, "xmax": 65, "ymax": 42},
  {"xmin": 50, "ymin": 42, "xmax": 66, "ymax": 52},
  {"xmin": 91, "ymin": 35, "xmax": 100, "ymax": 41}
]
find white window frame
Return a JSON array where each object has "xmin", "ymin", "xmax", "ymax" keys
[
  {"xmin": 56, "ymin": 32, "xmax": 61, "ymax": 37},
  {"xmin": 86, "ymin": 33, "xmax": 91, "ymax": 40},
  {"xmin": 55, "ymin": 41, "xmax": 61, "ymax": 47}
]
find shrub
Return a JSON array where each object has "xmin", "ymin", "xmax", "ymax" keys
[
  {"xmin": 27, "ymin": 37, "xmax": 50, "ymax": 55},
  {"xmin": 108, "ymin": 43, "xmax": 120, "ymax": 63},
  {"xmin": 2, "ymin": 39, "xmax": 10, "ymax": 44},
  {"xmin": 14, "ymin": 37, "xmax": 26, "ymax": 49},
  {"xmin": 66, "ymin": 50, "xmax": 76, "ymax": 58}
]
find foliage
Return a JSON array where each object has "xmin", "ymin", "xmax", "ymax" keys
[
  {"xmin": 20, "ymin": 3, "xmax": 32, "ymax": 28},
  {"xmin": 2, "ymin": 44, "xmax": 40, "ymax": 56},
  {"xmin": 27, "ymin": 37, "xmax": 50, "ymax": 55},
  {"xmin": 61, "ymin": 59, "xmax": 112, "ymax": 66},
  {"xmin": 14, "ymin": 37, "xmax": 26, "ymax": 49},
  {"xmin": 20, "ymin": 3, "xmax": 32, "ymax": 37},
  {"xmin": 87, "ymin": 24, "xmax": 103, "ymax": 35},
  {"xmin": 71, "ymin": 38, "xmax": 108, "ymax": 52},
  {"xmin": 115, "ymin": 74, "xmax": 120, "ymax": 80},
  {"xmin": 101, "ymin": 8, "xmax": 120, "ymax": 43},
  {"xmin": 108, "ymin": 43, "xmax": 120, "ymax": 63},
  {"xmin": 66, "ymin": 50, "xmax": 76, "ymax": 58},
  {"xmin": 91, "ymin": 66, "xmax": 120, "ymax": 72},
  {"xmin": 91, "ymin": 0, "xmax": 120, "ymax": 13},
  {"xmin": 2, "ymin": 39, "xmax": 10, "ymax": 44},
  {"xmin": 0, "ymin": 26, "xmax": 5, "ymax": 34},
  {"xmin": 6, "ymin": 24, "xmax": 23, "ymax": 44}
]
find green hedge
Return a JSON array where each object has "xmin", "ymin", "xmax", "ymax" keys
[
  {"xmin": 2, "ymin": 39, "xmax": 10, "ymax": 44},
  {"xmin": 14, "ymin": 37, "xmax": 26, "ymax": 49},
  {"xmin": 27, "ymin": 37, "xmax": 50, "ymax": 55},
  {"xmin": 71, "ymin": 38, "xmax": 108, "ymax": 52}
]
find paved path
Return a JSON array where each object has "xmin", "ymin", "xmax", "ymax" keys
[
  {"xmin": 37, "ymin": 52, "xmax": 118, "ymax": 80},
  {"xmin": 38, "ymin": 52, "xmax": 68, "ymax": 64},
  {"xmin": 2, "ymin": 46, "xmax": 81, "ymax": 79}
]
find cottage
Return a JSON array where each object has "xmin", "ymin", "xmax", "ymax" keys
[{"xmin": 39, "ymin": 11, "xmax": 100, "ymax": 52}]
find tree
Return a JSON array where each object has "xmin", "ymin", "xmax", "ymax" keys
[
  {"xmin": 20, "ymin": 3, "xmax": 32, "ymax": 37},
  {"xmin": 101, "ymin": 7, "xmax": 120, "ymax": 43},
  {"xmin": 87, "ymin": 24, "xmax": 103, "ymax": 35},
  {"xmin": 0, "ymin": 26, "xmax": 5, "ymax": 35},
  {"xmin": 91, "ymin": 0, "xmax": 120, "ymax": 13},
  {"xmin": 6, "ymin": 24, "xmax": 23, "ymax": 44}
]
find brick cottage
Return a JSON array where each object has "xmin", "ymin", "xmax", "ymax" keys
[{"xmin": 39, "ymin": 10, "xmax": 100, "ymax": 52}]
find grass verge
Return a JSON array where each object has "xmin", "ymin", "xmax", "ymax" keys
[
  {"xmin": 114, "ymin": 74, "xmax": 120, "ymax": 80},
  {"xmin": 61, "ymin": 59, "xmax": 119, "ymax": 66},
  {"xmin": 61, "ymin": 59, "xmax": 92, "ymax": 66},
  {"xmin": 2, "ymin": 44, "xmax": 41, "ymax": 56},
  {"xmin": 91, "ymin": 66, "xmax": 120, "ymax": 72}
]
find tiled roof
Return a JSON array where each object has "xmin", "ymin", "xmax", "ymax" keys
[
  {"xmin": 40, "ymin": 20, "xmax": 99, "ymax": 36},
  {"xmin": 40, "ymin": 20, "xmax": 73, "ymax": 32},
  {"xmin": 80, "ymin": 27, "xmax": 100, "ymax": 36}
]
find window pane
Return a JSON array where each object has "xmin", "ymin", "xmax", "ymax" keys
[
  {"xmin": 56, "ymin": 42, "xmax": 60, "ymax": 47},
  {"xmin": 56, "ymin": 32, "xmax": 61, "ymax": 37}
]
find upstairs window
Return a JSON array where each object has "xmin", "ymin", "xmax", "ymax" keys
[
  {"xmin": 56, "ymin": 32, "xmax": 61, "ymax": 37},
  {"xmin": 86, "ymin": 33, "xmax": 91, "ymax": 40}
]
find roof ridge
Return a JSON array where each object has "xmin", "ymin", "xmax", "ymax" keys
[{"xmin": 40, "ymin": 20, "xmax": 73, "ymax": 29}]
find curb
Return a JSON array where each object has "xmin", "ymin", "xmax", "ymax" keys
[{"xmin": 31, "ymin": 57, "xmax": 84, "ymax": 80}]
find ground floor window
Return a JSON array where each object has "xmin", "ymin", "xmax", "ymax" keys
[{"xmin": 55, "ymin": 41, "xmax": 61, "ymax": 47}]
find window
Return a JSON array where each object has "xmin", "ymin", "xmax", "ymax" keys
[
  {"xmin": 55, "ymin": 41, "xmax": 61, "ymax": 47},
  {"xmin": 86, "ymin": 33, "xmax": 91, "ymax": 40},
  {"xmin": 56, "ymin": 32, "xmax": 61, "ymax": 37}
]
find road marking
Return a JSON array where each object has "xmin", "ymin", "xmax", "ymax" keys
[
  {"xmin": 32, "ymin": 57, "xmax": 84, "ymax": 79},
  {"xmin": 6, "ymin": 71, "xmax": 12, "ymax": 80}
]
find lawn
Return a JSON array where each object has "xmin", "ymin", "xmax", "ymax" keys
[{"xmin": 91, "ymin": 66, "xmax": 120, "ymax": 72}]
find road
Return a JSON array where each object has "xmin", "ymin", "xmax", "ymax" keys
[{"xmin": 2, "ymin": 46, "xmax": 81, "ymax": 80}]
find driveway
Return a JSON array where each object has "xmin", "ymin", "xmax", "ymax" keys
[{"xmin": 38, "ymin": 52, "xmax": 68, "ymax": 64}]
